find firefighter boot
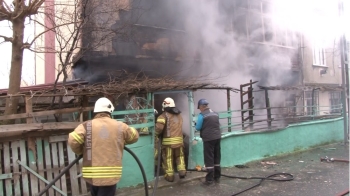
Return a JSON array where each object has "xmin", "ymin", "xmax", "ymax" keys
[
  {"xmin": 164, "ymin": 174, "xmax": 175, "ymax": 182},
  {"xmin": 179, "ymin": 170, "xmax": 186, "ymax": 179}
]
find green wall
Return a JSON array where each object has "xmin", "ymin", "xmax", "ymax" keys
[
  {"xmin": 117, "ymin": 117, "xmax": 344, "ymax": 188},
  {"xmin": 191, "ymin": 117, "xmax": 344, "ymax": 167},
  {"xmin": 118, "ymin": 135, "xmax": 154, "ymax": 188}
]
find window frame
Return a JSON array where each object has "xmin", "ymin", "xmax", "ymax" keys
[
  {"xmin": 312, "ymin": 42, "xmax": 327, "ymax": 67},
  {"xmin": 305, "ymin": 91, "xmax": 319, "ymax": 115},
  {"xmin": 329, "ymin": 91, "xmax": 341, "ymax": 114}
]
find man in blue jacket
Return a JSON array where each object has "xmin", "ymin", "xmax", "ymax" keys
[{"xmin": 195, "ymin": 99, "xmax": 221, "ymax": 186}]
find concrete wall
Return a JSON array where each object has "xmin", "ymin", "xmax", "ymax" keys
[
  {"xmin": 190, "ymin": 117, "xmax": 344, "ymax": 168},
  {"xmin": 116, "ymin": 117, "xmax": 344, "ymax": 188},
  {"xmin": 302, "ymin": 38, "xmax": 342, "ymax": 85}
]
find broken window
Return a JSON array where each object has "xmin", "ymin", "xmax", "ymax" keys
[
  {"xmin": 263, "ymin": 17, "xmax": 274, "ymax": 42},
  {"xmin": 248, "ymin": 12, "xmax": 264, "ymax": 42},
  {"xmin": 329, "ymin": 92, "xmax": 341, "ymax": 114},
  {"xmin": 275, "ymin": 28, "xmax": 286, "ymax": 46},
  {"xmin": 233, "ymin": 8, "xmax": 248, "ymax": 39}
]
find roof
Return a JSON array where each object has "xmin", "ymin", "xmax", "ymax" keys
[
  {"xmin": 258, "ymin": 84, "xmax": 344, "ymax": 91},
  {"xmin": 0, "ymin": 76, "xmax": 236, "ymax": 97},
  {"xmin": 0, "ymin": 79, "xmax": 88, "ymax": 96}
]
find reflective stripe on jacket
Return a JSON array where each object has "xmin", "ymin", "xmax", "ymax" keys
[
  {"xmin": 68, "ymin": 113, "xmax": 139, "ymax": 186},
  {"xmin": 155, "ymin": 112, "xmax": 184, "ymax": 148}
]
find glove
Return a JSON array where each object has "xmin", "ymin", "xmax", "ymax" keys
[{"xmin": 154, "ymin": 109, "xmax": 158, "ymax": 116}]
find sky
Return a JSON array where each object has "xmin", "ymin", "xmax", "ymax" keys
[{"xmin": 0, "ymin": 18, "xmax": 35, "ymax": 89}]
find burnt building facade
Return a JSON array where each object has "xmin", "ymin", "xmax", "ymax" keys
[
  {"xmin": 72, "ymin": 0, "xmax": 344, "ymax": 117},
  {"xmin": 73, "ymin": 0, "xmax": 301, "ymax": 87}
]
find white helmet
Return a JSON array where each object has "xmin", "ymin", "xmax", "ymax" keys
[
  {"xmin": 94, "ymin": 97, "xmax": 115, "ymax": 114},
  {"xmin": 162, "ymin": 97, "xmax": 175, "ymax": 111}
]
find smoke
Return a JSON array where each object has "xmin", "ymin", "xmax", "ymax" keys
[{"xmin": 73, "ymin": 0, "xmax": 343, "ymax": 130}]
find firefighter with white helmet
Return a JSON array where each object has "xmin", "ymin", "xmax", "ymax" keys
[
  {"xmin": 68, "ymin": 97, "xmax": 139, "ymax": 196},
  {"xmin": 155, "ymin": 97, "xmax": 186, "ymax": 182}
]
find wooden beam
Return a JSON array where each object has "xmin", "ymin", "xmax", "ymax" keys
[
  {"xmin": 0, "ymin": 106, "xmax": 94, "ymax": 121},
  {"xmin": 0, "ymin": 122, "xmax": 80, "ymax": 136},
  {"xmin": 25, "ymin": 95, "xmax": 33, "ymax": 124},
  {"xmin": 82, "ymin": 96, "xmax": 89, "ymax": 121}
]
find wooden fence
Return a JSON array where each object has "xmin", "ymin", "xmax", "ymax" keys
[
  {"xmin": 0, "ymin": 95, "xmax": 94, "ymax": 196},
  {"xmin": 0, "ymin": 136, "xmax": 88, "ymax": 196}
]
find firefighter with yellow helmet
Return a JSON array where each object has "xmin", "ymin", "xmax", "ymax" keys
[
  {"xmin": 68, "ymin": 97, "xmax": 139, "ymax": 196},
  {"xmin": 155, "ymin": 97, "xmax": 186, "ymax": 182}
]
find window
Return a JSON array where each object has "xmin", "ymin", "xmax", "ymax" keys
[
  {"xmin": 313, "ymin": 46, "xmax": 326, "ymax": 66},
  {"xmin": 247, "ymin": 12, "xmax": 264, "ymax": 42},
  {"xmin": 305, "ymin": 91, "xmax": 319, "ymax": 115},
  {"xmin": 233, "ymin": 9, "xmax": 248, "ymax": 39},
  {"xmin": 329, "ymin": 92, "xmax": 341, "ymax": 113},
  {"xmin": 263, "ymin": 17, "xmax": 274, "ymax": 42}
]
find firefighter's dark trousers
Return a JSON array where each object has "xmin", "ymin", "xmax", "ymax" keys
[
  {"xmin": 89, "ymin": 184, "xmax": 116, "ymax": 196},
  {"xmin": 203, "ymin": 139, "xmax": 221, "ymax": 182},
  {"xmin": 161, "ymin": 146, "xmax": 186, "ymax": 181}
]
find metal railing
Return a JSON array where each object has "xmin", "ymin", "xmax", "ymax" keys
[{"xmin": 193, "ymin": 104, "xmax": 344, "ymax": 133}]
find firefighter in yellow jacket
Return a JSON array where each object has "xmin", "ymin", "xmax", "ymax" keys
[
  {"xmin": 156, "ymin": 97, "xmax": 186, "ymax": 182},
  {"xmin": 68, "ymin": 97, "xmax": 139, "ymax": 196}
]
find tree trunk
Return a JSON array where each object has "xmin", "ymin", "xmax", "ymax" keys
[{"xmin": 4, "ymin": 18, "xmax": 25, "ymax": 124}]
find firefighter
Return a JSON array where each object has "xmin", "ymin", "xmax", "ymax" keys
[
  {"xmin": 68, "ymin": 97, "xmax": 139, "ymax": 196},
  {"xmin": 195, "ymin": 98, "xmax": 221, "ymax": 186},
  {"xmin": 155, "ymin": 97, "xmax": 186, "ymax": 182}
]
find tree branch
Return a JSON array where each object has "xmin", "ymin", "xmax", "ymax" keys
[
  {"xmin": 0, "ymin": 35, "xmax": 13, "ymax": 42},
  {"xmin": 0, "ymin": 0, "xmax": 12, "ymax": 21},
  {"xmin": 22, "ymin": 21, "xmax": 77, "ymax": 49}
]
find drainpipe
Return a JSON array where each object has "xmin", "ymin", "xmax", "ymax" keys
[
  {"xmin": 187, "ymin": 91, "xmax": 195, "ymax": 169},
  {"xmin": 299, "ymin": 33, "xmax": 305, "ymax": 115},
  {"xmin": 339, "ymin": 0, "xmax": 349, "ymax": 144}
]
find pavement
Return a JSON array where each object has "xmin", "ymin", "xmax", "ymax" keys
[{"xmin": 117, "ymin": 142, "xmax": 349, "ymax": 196}]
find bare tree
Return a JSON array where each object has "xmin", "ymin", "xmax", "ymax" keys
[
  {"xmin": 44, "ymin": 0, "xmax": 143, "ymax": 121},
  {"xmin": 0, "ymin": 0, "xmax": 141, "ymax": 122},
  {"xmin": 0, "ymin": 0, "xmax": 45, "ymax": 123}
]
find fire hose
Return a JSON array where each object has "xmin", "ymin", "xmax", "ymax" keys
[
  {"xmin": 37, "ymin": 146, "xmax": 149, "ymax": 196},
  {"xmin": 154, "ymin": 133, "xmax": 294, "ymax": 196},
  {"xmin": 186, "ymin": 168, "xmax": 294, "ymax": 196},
  {"xmin": 320, "ymin": 156, "xmax": 349, "ymax": 196},
  {"xmin": 320, "ymin": 156, "xmax": 349, "ymax": 163}
]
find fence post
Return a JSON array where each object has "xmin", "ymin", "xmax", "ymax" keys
[
  {"xmin": 227, "ymin": 89, "xmax": 231, "ymax": 132},
  {"xmin": 265, "ymin": 90, "xmax": 272, "ymax": 129},
  {"xmin": 248, "ymin": 80, "xmax": 254, "ymax": 130},
  {"xmin": 25, "ymin": 95, "xmax": 39, "ymax": 195},
  {"xmin": 240, "ymin": 85, "xmax": 244, "ymax": 130}
]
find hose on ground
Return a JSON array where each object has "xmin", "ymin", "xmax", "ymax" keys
[{"xmin": 187, "ymin": 169, "xmax": 294, "ymax": 196}]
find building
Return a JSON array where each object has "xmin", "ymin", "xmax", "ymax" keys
[{"xmin": 73, "ymin": 0, "xmax": 346, "ymax": 116}]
